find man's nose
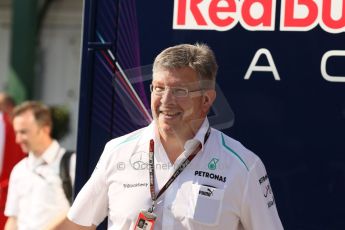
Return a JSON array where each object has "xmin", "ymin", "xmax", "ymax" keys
[
  {"xmin": 15, "ymin": 134, "xmax": 22, "ymax": 144},
  {"xmin": 160, "ymin": 89, "xmax": 176, "ymax": 103}
]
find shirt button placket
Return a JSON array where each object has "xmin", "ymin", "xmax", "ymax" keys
[{"xmin": 161, "ymin": 175, "xmax": 180, "ymax": 230}]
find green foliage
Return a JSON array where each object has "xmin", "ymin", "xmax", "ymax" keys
[{"xmin": 50, "ymin": 105, "xmax": 70, "ymax": 140}]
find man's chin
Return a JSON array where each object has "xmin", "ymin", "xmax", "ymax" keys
[
  {"xmin": 20, "ymin": 146, "xmax": 29, "ymax": 153},
  {"xmin": 157, "ymin": 122, "xmax": 181, "ymax": 136},
  {"xmin": 158, "ymin": 124, "xmax": 175, "ymax": 134}
]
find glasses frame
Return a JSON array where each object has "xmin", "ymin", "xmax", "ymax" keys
[{"xmin": 150, "ymin": 84, "xmax": 204, "ymax": 98}]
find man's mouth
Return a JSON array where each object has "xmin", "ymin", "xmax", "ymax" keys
[
  {"xmin": 20, "ymin": 144, "xmax": 28, "ymax": 151},
  {"xmin": 159, "ymin": 110, "xmax": 181, "ymax": 118}
]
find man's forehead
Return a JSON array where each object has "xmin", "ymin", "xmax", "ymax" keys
[
  {"xmin": 153, "ymin": 66, "xmax": 196, "ymax": 75},
  {"xmin": 152, "ymin": 76, "xmax": 212, "ymax": 88},
  {"xmin": 152, "ymin": 80, "xmax": 201, "ymax": 89},
  {"xmin": 14, "ymin": 110, "xmax": 36, "ymax": 123},
  {"xmin": 153, "ymin": 68, "xmax": 198, "ymax": 83}
]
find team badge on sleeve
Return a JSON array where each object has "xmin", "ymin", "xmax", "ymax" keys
[{"xmin": 259, "ymin": 174, "xmax": 275, "ymax": 208}]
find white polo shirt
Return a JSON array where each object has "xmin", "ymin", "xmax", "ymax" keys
[
  {"xmin": 5, "ymin": 140, "xmax": 76, "ymax": 230},
  {"xmin": 68, "ymin": 119, "xmax": 283, "ymax": 229}
]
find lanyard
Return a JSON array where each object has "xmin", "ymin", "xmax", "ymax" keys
[{"xmin": 148, "ymin": 127, "xmax": 211, "ymax": 213}]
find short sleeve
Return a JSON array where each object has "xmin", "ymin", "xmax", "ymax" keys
[
  {"xmin": 240, "ymin": 158, "xmax": 284, "ymax": 229},
  {"xmin": 4, "ymin": 165, "xmax": 20, "ymax": 217},
  {"xmin": 67, "ymin": 151, "xmax": 109, "ymax": 226}
]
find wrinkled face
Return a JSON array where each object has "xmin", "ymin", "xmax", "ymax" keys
[
  {"xmin": 151, "ymin": 67, "xmax": 215, "ymax": 139},
  {"xmin": 13, "ymin": 110, "xmax": 49, "ymax": 154}
]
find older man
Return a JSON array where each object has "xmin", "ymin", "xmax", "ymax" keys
[{"xmin": 50, "ymin": 43, "xmax": 283, "ymax": 230}]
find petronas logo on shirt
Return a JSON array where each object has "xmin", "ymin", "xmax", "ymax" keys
[{"xmin": 208, "ymin": 158, "xmax": 219, "ymax": 170}]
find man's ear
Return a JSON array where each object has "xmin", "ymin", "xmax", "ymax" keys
[
  {"xmin": 41, "ymin": 125, "xmax": 52, "ymax": 136},
  {"xmin": 202, "ymin": 90, "xmax": 216, "ymax": 114}
]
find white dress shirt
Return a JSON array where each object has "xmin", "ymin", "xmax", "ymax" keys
[{"xmin": 5, "ymin": 140, "xmax": 76, "ymax": 230}]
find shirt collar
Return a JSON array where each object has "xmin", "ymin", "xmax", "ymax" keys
[
  {"xmin": 141, "ymin": 118, "xmax": 210, "ymax": 151},
  {"xmin": 185, "ymin": 118, "xmax": 210, "ymax": 151},
  {"xmin": 28, "ymin": 140, "xmax": 60, "ymax": 167}
]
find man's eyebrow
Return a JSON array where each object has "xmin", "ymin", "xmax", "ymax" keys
[{"xmin": 16, "ymin": 129, "xmax": 27, "ymax": 133}]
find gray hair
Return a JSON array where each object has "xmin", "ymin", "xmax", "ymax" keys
[{"xmin": 152, "ymin": 43, "xmax": 218, "ymax": 89}]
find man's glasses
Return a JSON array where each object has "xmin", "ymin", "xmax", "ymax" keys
[{"xmin": 150, "ymin": 84, "xmax": 203, "ymax": 98}]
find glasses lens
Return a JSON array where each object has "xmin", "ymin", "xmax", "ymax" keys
[
  {"xmin": 172, "ymin": 88, "xmax": 188, "ymax": 97},
  {"xmin": 150, "ymin": 85, "xmax": 189, "ymax": 97},
  {"xmin": 151, "ymin": 85, "xmax": 165, "ymax": 95}
]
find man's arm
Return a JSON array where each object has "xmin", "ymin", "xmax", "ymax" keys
[
  {"xmin": 45, "ymin": 216, "xmax": 96, "ymax": 230},
  {"xmin": 5, "ymin": 217, "xmax": 17, "ymax": 230},
  {"xmin": 240, "ymin": 158, "xmax": 283, "ymax": 229}
]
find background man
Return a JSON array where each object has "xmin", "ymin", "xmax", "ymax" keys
[
  {"xmin": 0, "ymin": 93, "xmax": 25, "ymax": 229},
  {"xmin": 0, "ymin": 93, "xmax": 16, "ymax": 116},
  {"xmin": 49, "ymin": 43, "xmax": 283, "ymax": 229},
  {"xmin": 4, "ymin": 101, "xmax": 75, "ymax": 230}
]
